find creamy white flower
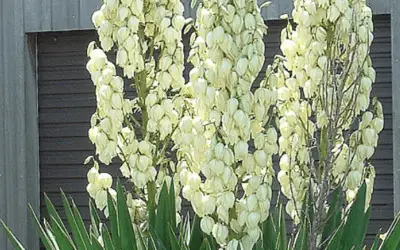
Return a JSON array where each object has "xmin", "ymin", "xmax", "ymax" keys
[{"xmin": 200, "ymin": 216, "xmax": 215, "ymax": 235}]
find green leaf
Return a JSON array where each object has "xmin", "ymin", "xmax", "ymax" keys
[
  {"xmin": 90, "ymin": 234, "xmax": 104, "ymax": 250},
  {"xmin": 262, "ymin": 215, "xmax": 277, "ymax": 250},
  {"xmin": 190, "ymin": 0, "xmax": 198, "ymax": 9},
  {"xmin": 137, "ymin": 226, "xmax": 147, "ymax": 250},
  {"xmin": 322, "ymin": 187, "xmax": 343, "ymax": 243},
  {"xmin": 169, "ymin": 180, "xmax": 177, "ymax": 230},
  {"xmin": 189, "ymin": 215, "xmax": 203, "ymax": 250},
  {"xmin": 43, "ymin": 219, "xmax": 61, "ymax": 249},
  {"xmin": 205, "ymin": 234, "xmax": 218, "ymax": 250},
  {"xmin": 168, "ymin": 223, "xmax": 181, "ymax": 250},
  {"xmin": 71, "ymin": 199, "xmax": 92, "ymax": 248},
  {"xmin": 357, "ymin": 206, "xmax": 371, "ymax": 250},
  {"xmin": 380, "ymin": 211, "xmax": 400, "ymax": 250},
  {"xmin": 49, "ymin": 216, "xmax": 76, "ymax": 250},
  {"xmin": 199, "ymin": 238, "xmax": 212, "ymax": 250},
  {"xmin": 89, "ymin": 199, "xmax": 101, "ymax": 238},
  {"xmin": 278, "ymin": 204, "xmax": 288, "ymax": 250},
  {"xmin": 44, "ymin": 193, "xmax": 68, "ymax": 234},
  {"xmin": 326, "ymin": 223, "xmax": 344, "ymax": 250},
  {"xmin": 107, "ymin": 192, "xmax": 120, "ymax": 250},
  {"xmin": 341, "ymin": 183, "xmax": 367, "ymax": 250},
  {"xmin": 293, "ymin": 220, "xmax": 308, "ymax": 250},
  {"xmin": 0, "ymin": 220, "xmax": 26, "ymax": 250},
  {"xmin": 61, "ymin": 191, "xmax": 88, "ymax": 250},
  {"xmin": 29, "ymin": 204, "xmax": 57, "ymax": 250},
  {"xmin": 147, "ymin": 182, "xmax": 157, "ymax": 230},
  {"xmin": 116, "ymin": 182, "xmax": 138, "ymax": 250},
  {"xmin": 369, "ymin": 229, "xmax": 382, "ymax": 250},
  {"xmin": 155, "ymin": 182, "xmax": 170, "ymax": 248},
  {"xmin": 101, "ymin": 225, "xmax": 115, "ymax": 250},
  {"xmin": 149, "ymin": 226, "xmax": 168, "ymax": 250}
]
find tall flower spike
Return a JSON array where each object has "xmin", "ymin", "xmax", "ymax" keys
[
  {"xmin": 276, "ymin": 0, "xmax": 381, "ymax": 243},
  {"xmin": 174, "ymin": 0, "xmax": 278, "ymax": 248},
  {"xmin": 86, "ymin": 0, "xmax": 186, "ymax": 229}
]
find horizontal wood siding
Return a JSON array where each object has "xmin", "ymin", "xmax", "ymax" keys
[
  {"xmin": 24, "ymin": 0, "xmax": 391, "ymax": 32},
  {"xmin": 38, "ymin": 16, "xmax": 392, "ymax": 242}
]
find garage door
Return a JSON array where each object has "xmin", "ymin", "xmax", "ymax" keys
[{"xmin": 38, "ymin": 15, "xmax": 393, "ymax": 240}]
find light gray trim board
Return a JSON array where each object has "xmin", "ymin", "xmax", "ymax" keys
[
  {"xmin": 0, "ymin": 0, "xmax": 40, "ymax": 249},
  {"xmin": 392, "ymin": 0, "xmax": 400, "ymax": 213},
  {"xmin": 23, "ymin": 0, "xmax": 392, "ymax": 32}
]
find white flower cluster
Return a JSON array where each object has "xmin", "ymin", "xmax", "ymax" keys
[
  {"xmin": 87, "ymin": 48, "xmax": 132, "ymax": 165},
  {"xmin": 277, "ymin": 0, "xmax": 381, "ymax": 220},
  {"xmin": 87, "ymin": 0, "xmax": 186, "ymax": 225},
  {"xmin": 345, "ymin": 98, "xmax": 383, "ymax": 201},
  {"xmin": 86, "ymin": 161, "xmax": 116, "ymax": 213},
  {"xmin": 144, "ymin": 0, "xmax": 186, "ymax": 140},
  {"xmin": 92, "ymin": 0, "xmax": 146, "ymax": 77},
  {"xmin": 118, "ymin": 128, "xmax": 157, "ymax": 188},
  {"xmin": 273, "ymin": 68, "xmax": 313, "ymax": 223},
  {"xmin": 174, "ymin": 0, "xmax": 278, "ymax": 247}
]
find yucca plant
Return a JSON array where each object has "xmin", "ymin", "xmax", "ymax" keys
[
  {"xmin": 2, "ymin": 0, "xmax": 397, "ymax": 248},
  {"xmin": 1, "ymin": 181, "xmax": 204, "ymax": 250},
  {"xmin": 2, "ymin": 181, "xmax": 400, "ymax": 250}
]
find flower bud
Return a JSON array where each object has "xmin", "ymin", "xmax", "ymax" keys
[
  {"xmin": 347, "ymin": 171, "xmax": 362, "ymax": 190},
  {"xmin": 111, "ymin": 93, "xmax": 122, "ymax": 109},
  {"xmin": 360, "ymin": 77, "xmax": 372, "ymax": 93},
  {"xmin": 254, "ymin": 150, "xmax": 267, "ymax": 167},
  {"xmin": 172, "ymin": 15, "xmax": 185, "ymax": 30},
  {"xmin": 87, "ymin": 183, "xmax": 101, "ymax": 198},
  {"xmin": 227, "ymin": 239, "xmax": 239, "ymax": 250},
  {"xmin": 212, "ymin": 223, "xmax": 229, "ymax": 245},
  {"xmin": 244, "ymin": 13, "xmax": 256, "ymax": 30},
  {"xmin": 362, "ymin": 128, "xmax": 377, "ymax": 146},
  {"xmin": 87, "ymin": 167, "xmax": 99, "ymax": 183},
  {"xmin": 247, "ymin": 212, "xmax": 261, "ymax": 229},
  {"xmin": 372, "ymin": 118, "xmax": 384, "ymax": 133},
  {"xmin": 98, "ymin": 173, "xmax": 113, "ymax": 189},
  {"xmin": 200, "ymin": 216, "xmax": 215, "ymax": 235},
  {"xmin": 89, "ymin": 127, "xmax": 100, "ymax": 144},
  {"xmin": 90, "ymin": 49, "xmax": 107, "ymax": 69},
  {"xmin": 92, "ymin": 11, "xmax": 105, "ymax": 27},
  {"xmin": 188, "ymin": 173, "xmax": 201, "ymax": 190},
  {"xmin": 227, "ymin": 98, "xmax": 239, "ymax": 115},
  {"xmin": 138, "ymin": 155, "xmax": 151, "ymax": 171},
  {"xmin": 356, "ymin": 145, "xmax": 374, "ymax": 160},
  {"xmin": 335, "ymin": 0, "xmax": 349, "ymax": 13},
  {"xmin": 95, "ymin": 190, "xmax": 108, "ymax": 210},
  {"xmin": 159, "ymin": 116, "xmax": 173, "ymax": 139},
  {"xmin": 217, "ymin": 206, "xmax": 229, "ymax": 223},
  {"xmin": 127, "ymin": 16, "xmax": 139, "ymax": 33},
  {"xmin": 138, "ymin": 141, "xmax": 152, "ymax": 155},
  {"xmin": 234, "ymin": 140, "xmax": 248, "ymax": 160},
  {"xmin": 277, "ymin": 170, "xmax": 290, "ymax": 186},
  {"xmin": 236, "ymin": 57, "xmax": 248, "ymax": 76},
  {"xmin": 328, "ymin": 5, "xmax": 340, "ymax": 22},
  {"xmin": 247, "ymin": 194, "xmax": 258, "ymax": 211}
]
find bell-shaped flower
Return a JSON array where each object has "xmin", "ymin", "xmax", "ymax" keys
[
  {"xmin": 200, "ymin": 216, "xmax": 215, "ymax": 235},
  {"xmin": 98, "ymin": 173, "xmax": 113, "ymax": 189}
]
